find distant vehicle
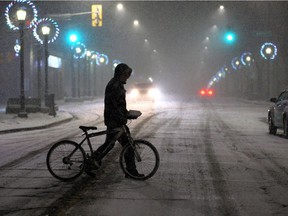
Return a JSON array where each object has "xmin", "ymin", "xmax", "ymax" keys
[
  {"xmin": 198, "ymin": 88, "xmax": 215, "ymax": 97},
  {"xmin": 268, "ymin": 89, "xmax": 288, "ymax": 137},
  {"xmin": 128, "ymin": 82, "xmax": 160, "ymax": 101}
]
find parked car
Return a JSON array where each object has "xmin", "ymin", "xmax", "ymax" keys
[{"xmin": 268, "ymin": 89, "xmax": 288, "ymax": 137}]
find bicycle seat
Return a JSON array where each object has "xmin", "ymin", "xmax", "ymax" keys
[{"xmin": 79, "ymin": 126, "xmax": 98, "ymax": 132}]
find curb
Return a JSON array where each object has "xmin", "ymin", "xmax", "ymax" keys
[{"xmin": 0, "ymin": 116, "xmax": 73, "ymax": 134}]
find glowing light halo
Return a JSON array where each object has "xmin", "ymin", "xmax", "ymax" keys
[
  {"xmin": 96, "ymin": 53, "xmax": 109, "ymax": 66},
  {"xmin": 241, "ymin": 52, "xmax": 253, "ymax": 66},
  {"xmin": 231, "ymin": 57, "xmax": 241, "ymax": 70},
  {"xmin": 113, "ymin": 60, "xmax": 121, "ymax": 69},
  {"xmin": 5, "ymin": 0, "xmax": 38, "ymax": 30},
  {"xmin": 260, "ymin": 42, "xmax": 277, "ymax": 60},
  {"xmin": 222, "ymin": 65, "xmax": 230, "ymax": 74},
  {"xmin": 71, "ymin": 42, "xmax": 87, "ymax": 59},
  {"xmin": 33, "ymin": 18, "xmax": 59, "ymax": 44}
]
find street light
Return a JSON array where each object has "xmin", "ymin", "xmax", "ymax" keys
[
  {"xmin": 85, "ymin": 50, "xmax": 92, "ymax": 97},
  {"xmin": 17, "ymin": 9, "xmax": 28, "ymax": 118},
  {"xmin": 5, "ymin": 1, "xmax": 38, "ymax": 117},
  {"xmin": 260, "ymin": 42, "xmax": 277, "ymax": 60},
  {"xmin": 241, "ymin": 52, "xmax": 253, "ymax": 66},
  {"xmin": 260, "ymin": 42, "xmax": 278, "ymax": 98},
  {"xmin": 71, "ymin": 42, "xmax": 87, "ymax": 98},
  {"xmin": 117, "ymin": 3, "xmax": 124, "ymax": 11},
  {"xmin": 133, "ymin": 20, "xmax": 139, "ymax": 27},
  {"xmin": 42, "ymin": 25, "xmax": 50, "ymax": 105},
  {"xmin": 33, "ymin": 18, "xmax": 59, "ymax": 106}
]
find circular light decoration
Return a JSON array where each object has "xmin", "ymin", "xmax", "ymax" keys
[
  {"xmin": 5, "ymin": 0, "xmax": 38, "ymax": 30},
  {"xmin": 96, "ymin": 53, "xmax": 109, "ymax": 66},
  {"xmin": 113, "ymin": 60, "xmax": 121, "ymax": 69},
  {"xmin": 231, "ymin": 57, "xmax": 241, "ymax": 70},
  {"xmin": 33, "ymin": 18, "xmax": 59, "ymax": 44},
  {"xmin": 91, "ymin": 51, "xmax": 100, "ymax": 63},
  {"xmin": 260, "ymin": 42, "xmax": 277, "ymax": 60},
  {"xmin": 71, "ymin": 42, "xmax": 87, "ymax": 59},
  {"xmin": 241, "ymin": 52, "xmax": 253, "ymax": 66}
]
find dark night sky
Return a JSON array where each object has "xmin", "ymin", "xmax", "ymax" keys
[{"xmin": 1, "ymin": 0, "xmax": 288, "ymax": 94}]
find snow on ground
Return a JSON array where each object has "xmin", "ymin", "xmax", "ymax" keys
[{"xmin": 0, "ymin": 111, "xmax": 73, "ymax": 132}]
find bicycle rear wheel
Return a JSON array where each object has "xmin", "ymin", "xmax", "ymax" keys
[
  {"xmin": 120, "ymin": 139, "xmax": 160, "ymax": 180},
  {"xmin": 46, "ymin": 140, "xmax": 86, "ymax": 181}
]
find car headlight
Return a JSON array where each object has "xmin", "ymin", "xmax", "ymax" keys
[
  {"xmin": 130, "ymin": 89, "xmax": 139, "ymax": 98},
  {"xmin": 148, "ymin": 88, "xmax": 161, "ymax": 98}
]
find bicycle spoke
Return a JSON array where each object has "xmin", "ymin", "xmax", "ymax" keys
[
  {"xmin": 120, "ymin": 140, "xmax": 159, "ymax": 180},
  {"xmin": 47, "ymin": 140, "xmax": 86, "ymax": 181}
]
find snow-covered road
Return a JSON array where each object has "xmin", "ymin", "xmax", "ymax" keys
[{"xmin": 0, "ymin": 98, "xmax": 288, "ymax": 216}]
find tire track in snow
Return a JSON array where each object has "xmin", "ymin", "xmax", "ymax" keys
[{"xmin": 202, "ymin": 106, "xmax": 240, "ymax": 216}]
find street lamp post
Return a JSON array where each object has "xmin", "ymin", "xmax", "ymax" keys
[
  {"xmin": 91, "ymin": 53, "xmax": 98, "ymax": 97},
  {"xmin": 86, "ymin": 51, "xmax": 92, "ymax": 97},
  {"xmin": 260, "ymin": 42, "xmax": 277, "ymax": 98},
  {"xmin": 69, "ymin": 34, "xmax": 77, "ymax": 98},
  {"xmin": 17, "ymin": 9, "xmax": 28, "ymax": 118},
  {"xmin": 42, "ymin": 25, "xmax": 50, "ymax": 103},
  {"xmin": 71, "ymin": 42, "xmax": 86, "ymax": 98}
]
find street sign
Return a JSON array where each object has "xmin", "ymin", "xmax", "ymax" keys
[{"xmin": 91, "ymin": 5, "xmax": 102, "ymax": 27}]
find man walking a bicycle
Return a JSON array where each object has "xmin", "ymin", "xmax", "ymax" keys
[
  {"xmin": 92, "ymin": 63, "xmax": 144, "ymax": 178},
  {"xmin": 46, "ymin": 63, "xmax": 159, "ymax": 181}
]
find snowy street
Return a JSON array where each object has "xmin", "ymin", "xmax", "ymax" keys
[{"xmin": 0, "ymin": 97, "xmax": 288, "ymax": 216}]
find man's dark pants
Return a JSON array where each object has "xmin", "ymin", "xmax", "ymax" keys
[{"xmin": 93, "ymin": 125, "xmax": 136, "ymax": 171}]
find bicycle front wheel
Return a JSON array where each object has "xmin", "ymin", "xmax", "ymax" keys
[
  {"xmin": 46, "ymin": 140, "xmax": 86, "ymax": 181},
  {"xmin": 120, "ymin": 139, "xmax": 160, "ymax": 180}
]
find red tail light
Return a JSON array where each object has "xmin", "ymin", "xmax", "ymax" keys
[
  {"xmin": 207, "ymin": 89, "xmax": 213, "ymax": 95},
  {"xmin": 199, "ymin": 88, "xmax": 215, "ymax": 97}
]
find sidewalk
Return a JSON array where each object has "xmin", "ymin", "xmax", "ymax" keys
[
  {"xmin": 0, "ymin": 98, "xmax": 105, "ymax": 134},
  {"xmin": 0, "ymin": 108, "xmax": 73, "ymax": 134}
]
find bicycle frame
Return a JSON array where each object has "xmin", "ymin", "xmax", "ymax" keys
[
  {"xmin": 66, "ymin": 125, "xmax": 141, "ymax": 163},
  {"xmin": 74, "ymin": 126, "xmax": 128, "ymax": 153}
]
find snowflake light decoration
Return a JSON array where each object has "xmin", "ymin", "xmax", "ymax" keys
[
  {"xmin": 33, "ymin": 18, "xmax": 59, "ymax": 44},
  {"xmin": 5, "ymin": 0, "xmax": 38, "ymax": 30},
  {"xmin": 96, "ymin": 54, "xmax": 109, "ymax": 66},
  {"xmin": 71, "ymin": 42, "xmax": 87, "ymax": 59},
  {"xmin": 231, "ymin": 57, "xmax": 241, "ymax": 70},
  {"xmin": 260, "ymin": 42, "xmax": 277, "ymax": 60},
  {"xmin": 241, "ymin": 52, "xmax": 253, "ymax": 66}
]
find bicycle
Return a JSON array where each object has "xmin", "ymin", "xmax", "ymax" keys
[{"xmin": 46, "ymin": 110, "xmax": 160, "ymax": 181}]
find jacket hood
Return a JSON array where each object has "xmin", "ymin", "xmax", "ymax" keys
[{"xmin": 114, "ymin": 63, "xmax": 132, "ymax": 78}]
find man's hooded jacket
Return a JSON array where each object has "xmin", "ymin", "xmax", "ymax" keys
[{"xmin": 104, "ymin": 64, "xmax": 131, "ymax": 128}]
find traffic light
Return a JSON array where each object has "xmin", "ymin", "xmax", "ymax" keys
[
  {"xmin": 69, "ymin": 33, "xmax": 78, "ymax": 43},
  {"xmin": 224, "ymin": 31, "xmax": 236, "ymax": 44}
]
